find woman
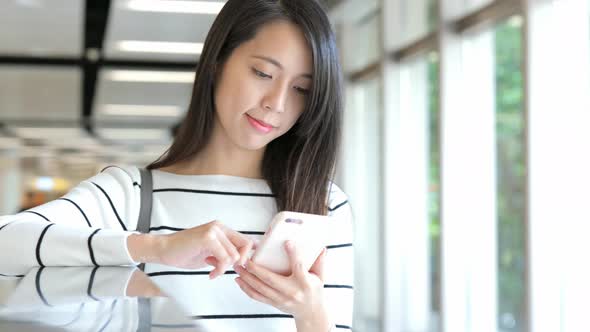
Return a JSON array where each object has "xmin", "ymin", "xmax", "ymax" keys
[{"xmin": 0, "ymin": 0, "xmax": 354, "ymax": 331}]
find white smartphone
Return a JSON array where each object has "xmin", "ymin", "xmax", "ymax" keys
[{"xmin": 251, "ymin": 211, "xmax": 332, "ymax": 275}]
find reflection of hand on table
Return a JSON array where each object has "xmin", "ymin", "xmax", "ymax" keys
[{"xmin": 126, "ymin": 269, "xmax": 165, "ymax": 298}]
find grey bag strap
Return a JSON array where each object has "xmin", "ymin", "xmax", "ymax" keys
[
  {"xmin": 137, "ymin": 169, "xmax": 153, "ymax": 329},
  {"xmin": 137, "ymin": 297, "xmax": 152, "ymax": 332},
  {"xmin": 137, "ymin": 168, "xmax": 153, "ymax": 271},
  {"xmin": 137, "ymin": 168, "xmax": 153, "ymax": 233}
]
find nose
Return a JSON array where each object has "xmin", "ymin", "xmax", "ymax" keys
[{"xmin": 261, "ymin": 83, "xmax": 288, "ymax": 113}]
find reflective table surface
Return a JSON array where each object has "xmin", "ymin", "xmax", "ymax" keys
[{"xmin": 0, "ymin": 267, "xmax": 299, "ymax": 332}]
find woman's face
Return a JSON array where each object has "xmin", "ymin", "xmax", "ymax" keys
[{"xmin": 213, "ymin": 20, "xmax": 313, "ymax": 151}]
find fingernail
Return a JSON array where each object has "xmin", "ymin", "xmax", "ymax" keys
[{"xmin": 285, "ymin": 241, "xmax": 292, "ymax": 249}]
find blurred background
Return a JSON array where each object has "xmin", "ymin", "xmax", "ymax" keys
[{"xmin": 0, "ymin": 0, "xmax": 589, "ymax": 331}]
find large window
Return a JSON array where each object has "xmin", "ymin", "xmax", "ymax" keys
[
  {"xmin": 337, "ymin": 7, "xmax": 383, "ymax": 332},
  {"xmin": 341, "ymin": 8, "xmax": 380, "ymax": 74},
  {"xmin": 386, "ymin": 0, "xmax": 438, "ymax": 50},
  {"xmin": 428, "ymin": 0, "xmax": 438, "ymax": 31},
  {"xmin": 427, "ymin": 53, "xmax": 441, "ymax": 330},
  {"xmin": 341, "ymin": 75, "xmax": 383, "ymax": 332},
  {"xmin": 334, "ymin": 0, "xmax": 590, "ymax": 330},
  {"xmin": 495, "ymin": 18, "xmax": 525, "ymax": 332}
]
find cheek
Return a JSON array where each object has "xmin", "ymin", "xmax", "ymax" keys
[
  {"xmin": 287, "ymin": 97, "xmax": 307, "ymax": 123},
  {"xmin": 216, "ymin": 78, "xmax": 256, "ymax": 118},
  {"xmin": 278, "ymin": 109, "xmax": 304, "ymax": 136}
]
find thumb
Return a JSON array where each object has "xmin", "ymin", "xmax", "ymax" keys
[
  {"xmin": 309, "ymin": 247, "xmax": 326, "ymax": 282},
  {"xmin": 252, "ymin": 238, "xmax": 260, "ymax": 250},
  {"xmin": 285, "ymin": 241, "xmax": 305, "ymax": 278}
]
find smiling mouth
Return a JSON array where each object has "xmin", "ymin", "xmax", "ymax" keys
[
  {"xmin": 246, "ymin": 114, "xmax": 276, "ymax": 128},
  {"xmin": 246, "ymin": 114, "xmax": 275, "ymax": 133}
]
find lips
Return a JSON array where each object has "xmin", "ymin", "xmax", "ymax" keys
[{"xmin": 246, "ymin": 114, "xmax": 275, "ymax": 129}]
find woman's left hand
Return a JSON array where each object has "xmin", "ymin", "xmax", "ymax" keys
[{"xmin": 233, "ymin": 240, "xmax": 330, "ymax": 326}]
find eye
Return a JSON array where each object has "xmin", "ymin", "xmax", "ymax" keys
[
  {"xmin": 252, "ymin": 68, "xmax": 272, "ymax": 79},
  {"xmin": 294, "ymin": 86, "xmax": 310, "ymax": 95}
]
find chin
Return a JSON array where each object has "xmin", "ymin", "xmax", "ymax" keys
[{"xmin": 235, "ymin": 138, "xmax": 271, "ymax": 151}]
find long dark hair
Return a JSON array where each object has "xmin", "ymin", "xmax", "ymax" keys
[{"xmin": 148, "ymin": 0, "xmax": 343, "ymax": 215}]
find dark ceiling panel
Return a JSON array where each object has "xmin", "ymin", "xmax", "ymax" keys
[{"xmin": 83, "ymin": 0, "xmax": 112, "ymax": 132}]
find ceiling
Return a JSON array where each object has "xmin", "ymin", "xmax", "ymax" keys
[
  {"xmin": 0, "ymin": 0, "xmax": 340, "ymax": 182},
  {"xmin": 0, "ymin": 0, "xmax": 226, "ymax": 180}
]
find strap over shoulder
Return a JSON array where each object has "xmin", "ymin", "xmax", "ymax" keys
[
  {"xmin": 137, "ymin": 168, "xmax": 153, "ymax": 271},
  {"xmin": 137, "ymin": 168, "xmax": 153, "ymax": 234}
]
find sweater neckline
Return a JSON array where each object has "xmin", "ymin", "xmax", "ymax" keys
[{"xmin": 151, "ymin": 169, "xmax": 269, "ymax": 184}]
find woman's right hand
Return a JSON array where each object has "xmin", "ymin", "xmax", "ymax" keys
[{"xmin": 128, "ymin": 220, "xmax": 255, "ymax": 279}]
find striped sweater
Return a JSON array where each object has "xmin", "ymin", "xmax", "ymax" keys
[{"xmin": 0, "ymin": 166, "xmax": 354, "ymax": 330}]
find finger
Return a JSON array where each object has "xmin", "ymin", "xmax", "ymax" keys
[
  {"xmin": 235, "ymin": 277, "xmax": 273, "ymax": 306},
  {"xmin": 235, "ymin": 265, "xmax": 285, "ymax": 303},
  {"xmin": 220, "ymin": 225, "xmax": 255, "ymax": 266},
  {"xmin": 239, "ymin": 239, "xmax": 259, "ymax": 266},
  {"xmin": 252, "ymin": 238, "xmax": 260, "ymax": 250},
  {"xmin": 244, "ymin": 259, "xmax": 292, "ymax": 295},
  {"xmin": 215, "ymin": 228, "xmax": 241, "ymax": 266},
  {"xmin": 309, "ymin": 248, "xmax": 327, "ymax": 282},
  {"xmin": 285, "ymin": 241, "xmax": 306, "ymax": 279},
  {"xmin": 208, "ymin": 241, "xmax": 232, "ymax": 279},
  {"xmin": 220, "ymin": 224, "xmax": 254, "ymax": 249},
  {"xmin": 236, "ymin": 243, "xmax": 254, "ymax": 267},
  {"xmin": 205, "ymin": 256, "xmax": 217, "ymax": 266}
]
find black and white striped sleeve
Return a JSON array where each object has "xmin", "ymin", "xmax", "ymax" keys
[
  {"xmin": 324, "ymin": 182, "xmax": 354, "ymax": 330},
  {"xmin": 0, "ymin": 267, "xmax": 134, "ymax": 331},
  {"xmin": 0, "ymin": 166, "xmax": 142, "ymax": 275}
]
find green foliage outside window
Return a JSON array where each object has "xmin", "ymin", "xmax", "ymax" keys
[
  {"xmin": 495, "ymin": 21, "xmax": 525, "ymax": 332},
  {"xmin": 427, "ymin": 56, "xmax": 441, "ymax": 316},
  {"xmin": 426, "ymin": 20, "xmax": 525, "ymax": 331}
]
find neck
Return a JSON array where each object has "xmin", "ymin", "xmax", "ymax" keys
[{"xmin": 165, "ymin": 119, "xmax": 266, "ymax": 179}]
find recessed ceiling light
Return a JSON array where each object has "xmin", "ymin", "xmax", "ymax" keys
[
  {"xmin": 100, "ymin": 104, "xmax": 182, "ymax": 117},
  {"xmin": 115, "ymin": 40, "xmax": 203, "ymax": 55},
  {"xmin": 46, "ymin": 137, "xmax": 103, "ymax": 150},
  {"xmin": 0, "ymin": 137, "xmax": 21, "ymax": 148},
  {"xmin": 99, "ymin": 128, "xmax": 170, "ymax": 141},
  {"xmin": 103, "ymin": 69, "xmax": 195, "ymax": 83},
  {"xmin": 124, "ymin": 0, "xmax": 225, "ymax": 15},
  {"xmin": 12, "ymin": 127, "xmax": 87, "ymax": 139},
  {"xmin": 101, "ymin": 104, "xmax": 184, "ymax": 117},
  {"xmin": 16, "ymin": 0, "xmax": 43, "ymax": 8}
]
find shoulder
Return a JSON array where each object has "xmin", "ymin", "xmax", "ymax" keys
[
  {"xmin": 96, "ymin": 165, "xmax": 141, "ymax": 185},
  {"xmin": 326, "ymin": 182, "xmax": 354, "ymax": 242},
  {"xmin": 327, "ymin": 181, "xmax": 351, "ymax": 215},
  {"xmin": 77, "ymin": 165, "xmax": 142, "ymax": 196}
]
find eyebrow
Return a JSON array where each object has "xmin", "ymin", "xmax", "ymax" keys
[{"xmin": 251, "ymin": 55, "xmax": 312, "ymax": 79}]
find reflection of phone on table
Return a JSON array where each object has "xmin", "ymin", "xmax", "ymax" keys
[{"xmin": 252, "ymin": 211, "xmax": 331, "ymax": 275}]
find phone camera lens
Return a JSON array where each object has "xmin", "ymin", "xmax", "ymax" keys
[{"xmin": 285, "ymin": 218, "xmax": 303, "ymax": 224}]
